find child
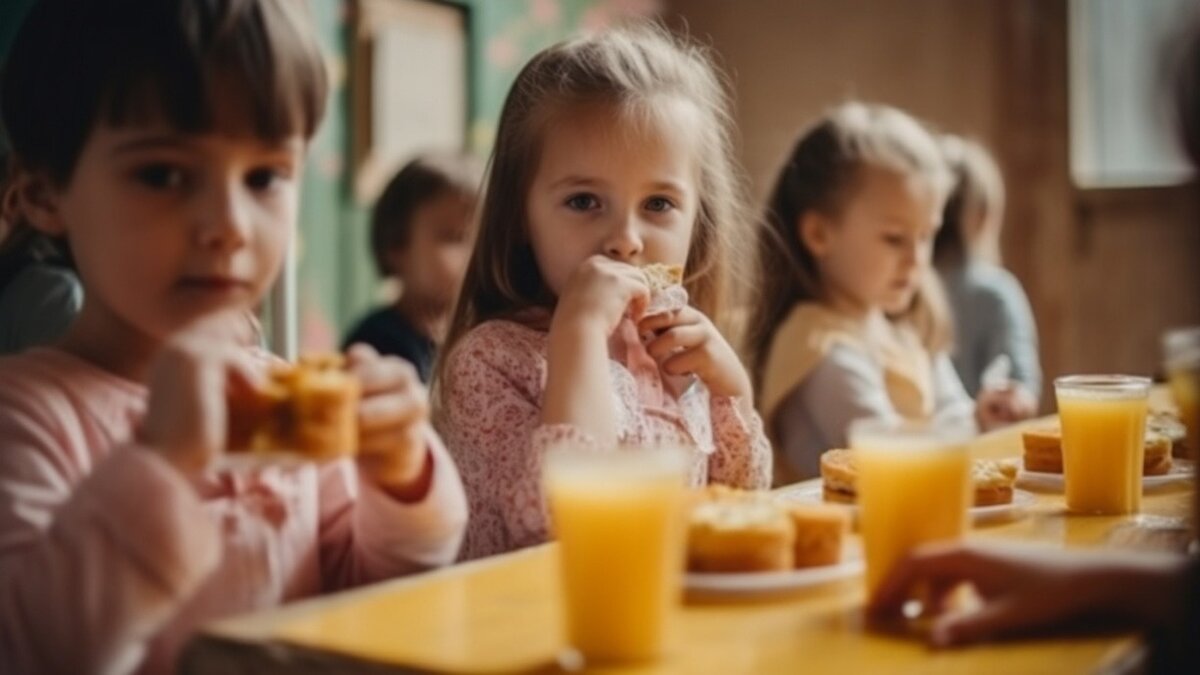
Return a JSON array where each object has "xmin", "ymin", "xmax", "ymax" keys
[
  {"xmin": 435, "ymin": 25, "xmax": 772, "ymax": 561},
  {"xmin": 0, "ymin": 2, "xmax": 467, "ymax": 673},
  {"xmin": 935, "ymin": 135, "xmax": 1042, "ymax": 404},
  {"xmin": 343, "ymin": 152, "xmax": 482, "ymax": 383},
  {"xmin": 0, "ymin": 150, "xmax": 83, "ymax": 354},
  {"xmin": 871, "ymin": 14, "xmax": 1200, "ymax": 669},
  {"xmin": 748, "ymin": 103, "xmax": 1035, "ymax": 483}
]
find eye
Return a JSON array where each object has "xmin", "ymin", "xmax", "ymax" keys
[
  {"xmin": 565, "ymin": 193, "xmax": 600, "ymax": 211},
  {"xmin": 439, "ymin": 227, "xmax": 469, "ymax": 244},
  {"xmin": 245, "ymin": 167, "xmax": 288, "ymax": 192},
  {"xmin": 883, "ymin": 233, "xmax": 907, "ymax": 248},
  {"xmin": 644, "ymin": 196, "xmax": 676, "ymax": 213},
  {"xmin": 134, "ymin": 164, "xmax": 187, "ymax": 190}
]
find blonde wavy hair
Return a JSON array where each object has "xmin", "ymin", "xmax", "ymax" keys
[{"xmin": 748, "ymin": 102, "xmax": 954, "ymax": 389}]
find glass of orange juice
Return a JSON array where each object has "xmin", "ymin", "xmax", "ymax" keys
[
  {"xmin": 543, "ymin": 445, "xmax": 689, "ymax": 665},
  {"xmin": 1163, "ymin": 327, "xmax": 1200, "ymax": 458},
  {"xmin": 1055, "ymin": 375, "xmax": 1151, "ymax": 515},
  {"xmin": 850, "ymin": 418, "xmax": 973, "ymax": 601}
]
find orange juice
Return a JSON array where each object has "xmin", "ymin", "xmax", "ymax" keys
[
  {"xmin": 851, "ymin": 421, "xmax": 972, "ymax": 598},
  {"xmin": 1055, "ymin": 375, "xmax": 1150, "ymax": 515},
  {"xmin": 1167, "ymin": 367, "xmax": 1199, "ymax": 457},
  {"xmin": 544, "ymin": 448, "xmax": 688, "ymax": 664}
]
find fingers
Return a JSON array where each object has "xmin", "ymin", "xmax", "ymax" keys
[
  {"xmin": 868, "ymin": 542, "xmax": 990, "ymax": 616},
  {"xmin": 358, "ymin": 388, "xmax": 429, "ymax": 432},
  {"xmin": 344, "ymin": 342, "xmax": 380, "ymax": 368},
  {"xmin": 348, "ymin": 350, "xmax": 423, "ymax": 397},
  {"xmin": 930, "ymin": 593, "xmax": 1063, "ymax": 648},
  {"xmin": 638, "ymin": 308, "xmax": 685, "ymax": 335},
  {"xmin": 344, "ymin": 350, "xmax": 431, "ymax": 471},
  {"xmin": 645, "ymin": 323, "xmax": 708, "ymax": 361}
]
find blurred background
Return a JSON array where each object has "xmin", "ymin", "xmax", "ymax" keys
[{"xmin": 1, "ymin": 0, "xmax": 1197, "ymax": 407}]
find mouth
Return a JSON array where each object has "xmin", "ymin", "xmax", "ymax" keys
[{"xmin": 176, "ymin": 275, "xmax": 253, "ymax": 294}]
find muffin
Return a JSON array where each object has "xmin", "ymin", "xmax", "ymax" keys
[
  {"xmin": 785, "ymin": 504, "xmax": 848, "ymax": 567},
  {"xmin": 688, "ymin": 497, "xmax": 794, "ymax": 573}
]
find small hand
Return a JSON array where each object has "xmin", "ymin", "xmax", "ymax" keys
[
  {"xmin": 976, "ymin": 383, "xmax": 1037, "ymax": 430},
  {"xmin": 638, "ymin": 306, "xmax": 753, "ymax": 401},
  {"xmin": 345, "ymin": 344, "xmax": 433, "ymax": 500},
  {"xmin": 140, "ymin": 313, "xmax": 262, "ymax": 476},
  {"xmin": 552, "ymin": 255, "xmax": 650, "ymax": 340}
]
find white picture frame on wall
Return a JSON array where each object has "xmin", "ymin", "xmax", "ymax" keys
[{"xmin": 352, "ymin": 0, "xmax": 468, "ymax": 203}]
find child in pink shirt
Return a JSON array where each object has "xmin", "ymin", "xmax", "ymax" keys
[
  {"xmin": 0, "ymin": 2, "xmax": 467, "ymax": 673},
  {"xmin": 435, "ymin": 25, "xmax": 772, "ymax": 561}
]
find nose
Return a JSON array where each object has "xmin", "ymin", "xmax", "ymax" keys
[
  {"xmin": 602, "ymin": 212, "xmax": 644, "ymax": 262},
  {"xmin": 195, "ymin": 177, "xmax": 251, "ymax": 252}
]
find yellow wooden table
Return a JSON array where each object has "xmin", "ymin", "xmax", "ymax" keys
[{"xmin": 180, "ymin": 422, "xmax": 1195, "ymax": 674}]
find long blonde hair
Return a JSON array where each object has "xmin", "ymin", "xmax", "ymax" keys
[
  {"xmin": 436, "ymin": 23, "xmax": 754, "ymax": 392},
  {"xmin": 748, "ymin": 102, "xmax": 953, "ymax": 389},
  {"xmin": 934, "ymin": 135, "xmax": 1005, "ymax": 268}
]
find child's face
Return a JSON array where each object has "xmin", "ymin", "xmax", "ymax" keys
[
  {"xmin": 36, "ymin": 121, "xmax": 302, "ymax": 343},
  {"xmin": 525, "ymin": 100, "xmax": 700, "ymax": 297},
  {"xmin": 388, "ymin": 190, "xmax": 476, "ymax": 315},
  {"xmin": 810, "ymin": 167, "xmax": 943, "ymax": 314}
]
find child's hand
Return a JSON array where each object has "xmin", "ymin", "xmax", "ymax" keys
[
  {"xmin": 345, "ymin": 344, "xmax": 433, "ymax": 500},
  {"xmin": 976, "ymin": 384, "xmax": 1037, "ymax": 430},
  {"xmin": 869, "ymin": 542, "xmax": 1183, "ymax": 648},
  {"xmin": 552, "ymin": 255, "xmax": 650, "ymax": 338},
  {"xmin": 140, "ymin": 316, "xmax": 261, "ymax": 476},
  {"xmin": 639, "ymin": 306, "xmax": 753, "ymax": 402}
]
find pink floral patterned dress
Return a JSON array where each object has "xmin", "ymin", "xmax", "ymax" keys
[{"xmin": 437, "ymin": 315, "xmax": 772, "ymax": 561}]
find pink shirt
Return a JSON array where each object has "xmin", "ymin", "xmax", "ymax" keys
[
  {"xmin": 0, "ymin": 348, "xmax": 468, "ymax": 675},
  {"xmin": 438, "ymin": 319, "xmax": 772, "ymax": 561}
]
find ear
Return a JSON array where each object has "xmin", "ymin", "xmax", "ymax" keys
[
  {"xmin": 797, "ymin": 210, "xmax": 832, "ymax": 258},
  {"xmin": 12, "ymin": 172, "xmax": 67, "ymax": 236}
]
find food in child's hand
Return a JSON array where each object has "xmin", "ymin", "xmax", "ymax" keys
[
  {"xmin": 227, "ymin": 354, "xmax": 360, "ymax": 461},
  {"xmin": 640, "ymin": 263, "xmax": 684, "ymax": 292}
]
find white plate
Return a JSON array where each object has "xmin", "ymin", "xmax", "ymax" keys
[
  {"xmin": 685, "ymin": 545, "xmax": 864, "ymax": 595},
  {"xmin": 1018, "ymin": 459, "xmax": 1195, "ymax": 491},
  {"xmin": 774, "ymin": 482, "xmax": 1036, "ymax": 523}
]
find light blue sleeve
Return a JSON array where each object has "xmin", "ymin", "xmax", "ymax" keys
[{"xmin": 979, "ymin": 270, "xmax": 1043, "ymax": 400}]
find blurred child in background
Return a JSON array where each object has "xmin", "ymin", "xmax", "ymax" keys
[{"xmin": 343, "ymin": 152, "xmax": 482, "ymax": 383}]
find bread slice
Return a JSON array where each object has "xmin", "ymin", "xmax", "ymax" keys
[
  {"xmin": 972, "ymin": 459, "xmax": 1017, "ymax": 506},
  {"xmin": 1024, "ymin": 424, "xmax": 1175, "ymax": 475},
  {"xmin": 227, "ymin": 354, "xmax": 360, "ymax": 461},
  {"xmin": 821, "ymin": 448, "xmax": 1015, "ymax": 507},
  {"xmin": 1148, "ymin": 410, "xmax": 1189, "ymax": 458},
  {"xmin": 1143, "ymin": 432, "xmax": 1173, "ymax": 476},
  {"xmin": 1022, "ymin": 426, "xmax": 1063, "ymax": 473},
  {"xmin": 819, "ymin": 449, "xmax": 857, "ymax": 501},
  {"xmin": 641, "ymin": 263, "xmax": 684, "ymax": 292}
]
